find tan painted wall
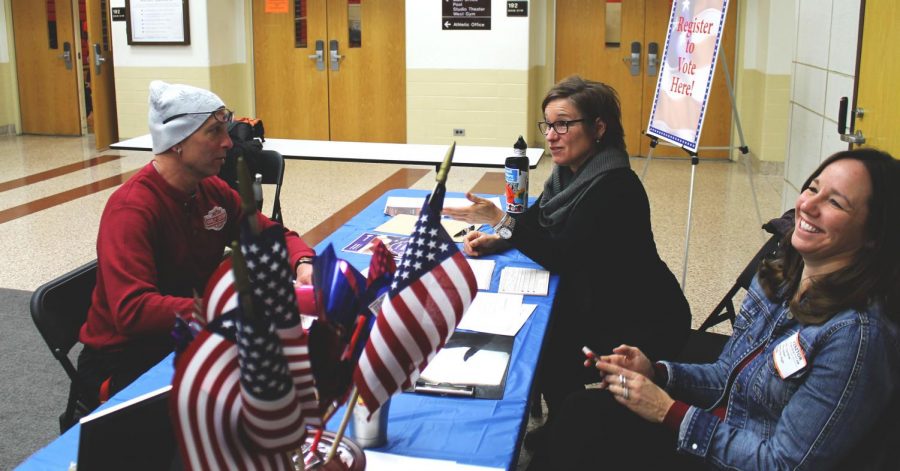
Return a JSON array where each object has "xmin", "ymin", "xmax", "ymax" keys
[
  {"xmin": 406, "ymin": 69, "xmax": 529, "ymax": 147},
  {"xmin": 113, "ymin": 68, "xmax": 211, "ymax": 139},
  {"xmin": 734, "ymin": 0, "xmax": 794, "ymax": 165},
  {"xmin": 737, "ymin": 69, "xmax": 791, "ymax": 163},
  {"xmin": 527, "ymin": 65, "xmax": 548, "ymax": 147},
  {"xmin": 210, "ymin": 63, "xmax": 252, "ymax": 118}
]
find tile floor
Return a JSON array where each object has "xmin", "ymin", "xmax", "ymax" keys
[{"xmin": 0, "ymin": 132, "xmax": 785, "ymax": 468}]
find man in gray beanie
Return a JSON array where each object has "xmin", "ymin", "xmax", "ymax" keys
[{"xmin": 76, "ymin": 81, "xmax": 315, "ymax": 413}]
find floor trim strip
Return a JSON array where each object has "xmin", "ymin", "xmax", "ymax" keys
[
  {"xmin": 0, "ymin": 169, "xmax": 138, "ymax": 224},
  {"xmin": 0, "ymin": 155, "xmax": 124, "ymax": 193}
]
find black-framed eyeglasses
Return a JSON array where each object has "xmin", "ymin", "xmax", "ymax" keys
[
  {"xmin": 537, "ymin": 119, "xmax": 586, "ymax": 135},
  {"xmin": 162, "ymin": 108, "xmax": 234, "ymax": 125}
]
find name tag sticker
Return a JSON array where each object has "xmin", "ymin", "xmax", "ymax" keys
[{"xmin": 773, "ymin": 332, "xmax": 807, "ymax": 379}]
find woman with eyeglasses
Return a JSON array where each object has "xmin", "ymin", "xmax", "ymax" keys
[
  {"xmin": 77, "ymin": 81, "xmax": 315, "ymax": 415},
  {"xmin": 444, "ymin": 75, "xmax": 690, "ymax": 452}
]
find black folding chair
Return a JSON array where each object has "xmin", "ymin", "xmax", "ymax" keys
[
  {"xmin": 253, "ymin": 149, "xmax": 286, "ymax": 224},
  {"xmin": 30, "ymin": 260, "xmax": 98, "ymax": 433},
  {"xmin": 676, "ymin": 210, "xmax": 795, "ymax": 363},
  {"xmin": 220, "ymin": 149, "xmax": 286, "ymax": 224}
]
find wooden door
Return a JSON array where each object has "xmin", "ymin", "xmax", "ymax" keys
[
  {"xmin": 253, "ymin": 0, "xmax": 330, "ymax": 139},
  {"xmin": 854, "ymin": 0, "xmax": 900, "ymax": 155},
  {"xmin": 325, "ymin": 0, "xmax": 405, "ymax": 142},
  {"xmin": 556, "ymin": 0, "xmax": 735, "ymax": 158},
  {"xmin": 252, "ymin": 0, "xmax": 405, "ymax": 142},
  {"xmin": 85, "ymin": 0, "xmax": 118, "ymax": 148},
  {"xmin": 555, "ymin": 0, "xmax": 645, "ymax": 153},
  {"xmin": 12, "ymin": 0, "xmax": 81, "ymax": 135}
]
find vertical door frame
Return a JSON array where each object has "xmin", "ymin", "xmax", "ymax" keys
[
  {"xmin": 72, "ymin": 0, "xmax": 87, "ymax": 134},
  {"xmin": 2, "ymin": 0, "xmax": 22, "ymax": 133}
]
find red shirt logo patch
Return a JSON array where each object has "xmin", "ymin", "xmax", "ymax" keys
[{"xmin": 203, "ymin": 206, "xmax": 227, "ymax": 231}]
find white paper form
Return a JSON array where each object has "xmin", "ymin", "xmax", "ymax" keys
[
  {"xmin": 457, "ymin": 292, "xmax": 536, "ymax": 336},
  {"xmin": 498, "ymin": 267, "xmax": 550, "ymax": 296},
  {"xmin": 418, "ymin": 346, "xmax": 509, "ymax": 387},
  {"xmin": 384, "ymin": 196, "xmax": 503, "ymax": 216},
  {"xmin": 466, "ymin": 258, "xmax": 496, "ymax": 290},
  {"xmin": 364, "ymin": 451, "xmax": 504, "ymax": 470}
]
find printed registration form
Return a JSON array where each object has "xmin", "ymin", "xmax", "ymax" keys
[{"xmin": 498, "ymin": 267, "xmax": 550, "ymax": 296}]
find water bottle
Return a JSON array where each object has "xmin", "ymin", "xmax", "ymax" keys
[
  {"xmin": 504, "ymin": 136, "xmax": 529, "ymax": 214},
  {"xmin": 350, "ymin": 396, "xmax": 390, "ymax": 448},
  {"xmin": 253, "ymin": 173, "xmax": 264, "ymax": 212}
]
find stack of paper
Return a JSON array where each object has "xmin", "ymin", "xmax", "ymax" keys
[
  {"xmin": 457, "ymin": 292, "xmax": 537, "ymax": 337},
  {"xmin": 466, "ymin": 258, "xmax": 496, "ymax": 290},
  {"xmin": 373, "ymin": 214, "xmax": 476, "ymax": 243},
  {"xmin": 384, "ymin": 196, "xmax": 504, "ymax": 216},
  {"xmin": 418, "ymin": 347, "xmax": 509, "ymax": 387}
]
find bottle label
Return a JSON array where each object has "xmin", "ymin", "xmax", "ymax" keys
[{"xmin": 504, "ymin": 167, "xmax": 528, "ymax": 213}]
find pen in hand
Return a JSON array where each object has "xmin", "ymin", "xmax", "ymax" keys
[
  {"xmin": 453, "ymin": 225, "xmax": 477, "ymax": 238},
  {"xmin": 583, "ymin": 346, "xmax": 606, "ymax": 380}
]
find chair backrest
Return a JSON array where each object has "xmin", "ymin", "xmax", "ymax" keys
[
  {"xmin": 30, "ymin": 260, "xmax": 98, "ymax": 381},
  {"xmin": 697, "ymin": 210, "xmax": 795, "ymax": 331},
  {"xmin": 254, "ymin": 150, "xmax": 285, "ymax": 223}
]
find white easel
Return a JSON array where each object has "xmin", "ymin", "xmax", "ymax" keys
[{"xmin": 639, "ymin": 51, "xmax": 765, "ymax": 290}]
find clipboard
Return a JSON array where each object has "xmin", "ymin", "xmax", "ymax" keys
[{"xmin": 411, "ymin": 331, "xmax": 514, "ymax": 400}]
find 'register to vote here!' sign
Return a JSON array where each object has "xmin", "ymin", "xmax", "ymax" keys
[{"xmin": 646, "ymin": 0, "xmax": 729, "ymax": 153}]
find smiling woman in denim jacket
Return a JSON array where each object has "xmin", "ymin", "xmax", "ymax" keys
[{"xmin": 531, "ymin": 148, "xmax": 900, "ymax": 470}]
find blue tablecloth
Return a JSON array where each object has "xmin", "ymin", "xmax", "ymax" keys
[{"xmin": 17, "ymin": 189, "xmax": 556, "ymax": 470}]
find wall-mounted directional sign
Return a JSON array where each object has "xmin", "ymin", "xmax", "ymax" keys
[
  {"xmin": 442, "ymin": 0, "xmax": 491, "ymax": 30},
  {"xmin": 507, "ymin": 1, "xmax": 527, "ymax": 17}
]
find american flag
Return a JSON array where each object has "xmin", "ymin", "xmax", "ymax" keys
[
  {"xmin": 354, "ymin": 238, "xmax": 397, "ymax": 362},
  {"xmin": 172, "ymin": 313, "xmax": 297, "ymax": 469},
  {"xmin": 241, "ymin": 226, "xmax": 319, "ymax": 422},
  {"xmin": 171, "ymin": 225, "xmax": 318, "ymax": 469},
  {"xmin": 353, "ymin": 186, "xmax": 478, "ymax": 415}
]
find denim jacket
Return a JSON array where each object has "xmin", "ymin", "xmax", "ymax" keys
[{"xmin": 660, "ymin": 276, "xmax": 900, "ymax": 470}]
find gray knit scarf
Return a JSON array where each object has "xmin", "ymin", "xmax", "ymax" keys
[{"xmin": 538, "ymin": 146, "xmax": 631, "ymax": 234}]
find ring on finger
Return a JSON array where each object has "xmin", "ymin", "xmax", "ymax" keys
[
  {"xmin": 623, "ymin": 387, "xmax": 630, "ymax": 400},
  {"xmin": 619, "ymin": 374, "xmax": 626, "ymax": 387}
]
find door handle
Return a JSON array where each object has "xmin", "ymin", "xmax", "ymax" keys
[
  {"xmin": 329, "ymin": 39, "xmax": 343, "ymax": 71},
  {"xmin": 625, "ymin": 41, "xmax": 641, "ymax": 76},
  {"xmin": 647, "ymin": 42, "xmax": 659, "ymax": 76},
  {"xmin": 837, "ymin": 96, "xmax": 866, "ymax": 145},
  {"xmin": 59, "ymin": 42, "xmax": 73, "ymax": 70},
  {"xmin": 307, "ymin": 40, "xmax": 325, "ymax": 71},
  {"xmin": 93, "ymin": 44, "xmax": 106, "ymax": 75}
]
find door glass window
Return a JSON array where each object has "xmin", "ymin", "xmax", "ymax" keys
[
  {"xmin": 101, "ymin": 0, "xmax": 111, "ymax": 51},
  {"xmin": 47, "ymin": 0, "xmax": 58, "ymax": 49},
  {"xmin": 348, "ymin": 0, "xmax": 361, "ymax": 47},
  {"xmin": 294, "ymin": 0, "xmax": 308, "ymax": 48},
  {"xmin": 605, "ymin": 1, "xmax": 621, "ymax": 48}
]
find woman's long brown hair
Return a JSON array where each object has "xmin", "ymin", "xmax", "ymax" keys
[{"xmin": 758, "ymin": 149, "xmax": 900, "ymax": 324}]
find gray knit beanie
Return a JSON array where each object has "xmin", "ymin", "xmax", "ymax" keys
[{"xmin": 148, "ymin": 81, "xmax": 225, "ymax": 154}]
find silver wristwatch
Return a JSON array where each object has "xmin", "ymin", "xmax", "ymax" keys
[{"xmin": 493, "ymin": 213, "xmax": 516, "ymax": 239}]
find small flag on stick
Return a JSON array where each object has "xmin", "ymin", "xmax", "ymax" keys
[{"xmin": 352, "ymin": 143, "xmax": 477, "ymax": 415}]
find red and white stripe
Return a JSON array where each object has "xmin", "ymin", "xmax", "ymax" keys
[
  {"xmin": 170, "ymin": 331, "xmax": 294, "ymax": 471},
  {"xmin": 353, "ymin": 251, "xmax": 476, "ymax": 414},
  {"xmin": 202, "ymin": 259, "xmax": 237, "ymax": 324}
]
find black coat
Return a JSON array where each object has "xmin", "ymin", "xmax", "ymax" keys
[{"xmin": 509, "ymin": 167, "xmax": 691, "ymax": 409}]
